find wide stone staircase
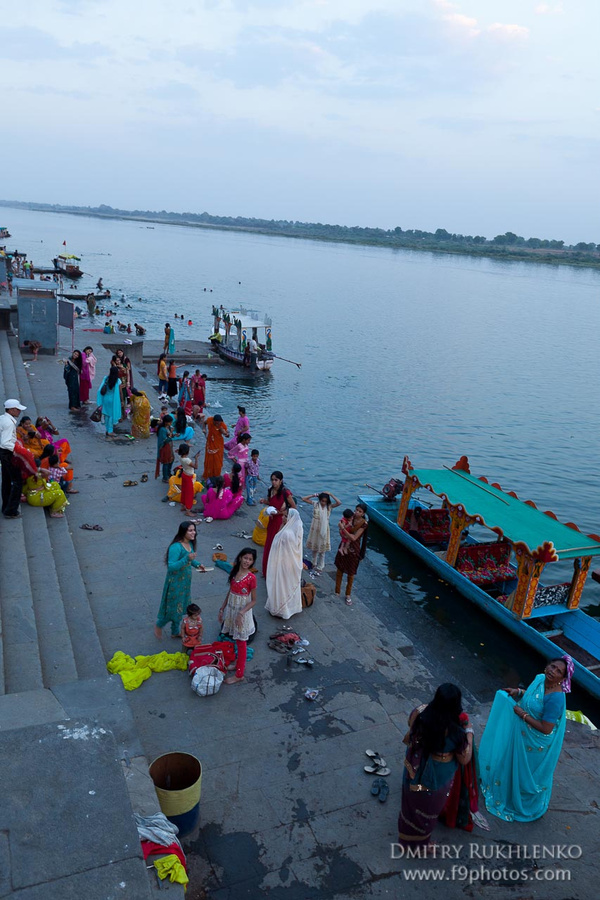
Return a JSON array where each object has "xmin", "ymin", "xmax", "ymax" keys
[
  {"xmin": 0, "ymin": 331, "xmax": 106, "ymax": 696},
  {"xmin": 0, "ymin": 330, "xmax": 182, "ymax": 898}
]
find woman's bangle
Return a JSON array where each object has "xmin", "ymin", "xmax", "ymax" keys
[{"xmin": 464, "ymin": 727, "xmax": 474, "ymax": 735}]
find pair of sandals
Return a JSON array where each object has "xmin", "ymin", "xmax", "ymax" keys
[
  {"xmin": 287, "ymin": 655, "xmax": 315, "ymax": 667},
  {"xmin": 371, "ymin": 778, "xmax": 389, "ymax": 803},
  {"xmin": 80, "ymin": 523, "xmax": 103, "ymax": 531},
  {"xmin": 364, "ymin": 749, "xmax": 390, "ymax": 777},
  {"xmin": 123, "ymin": 480, "xmax": 138, "ymax": 487}
]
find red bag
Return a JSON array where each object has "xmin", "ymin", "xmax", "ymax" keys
[{"xmin": 189, "ymin": 642, "xmax": 236, "ymax": 675}]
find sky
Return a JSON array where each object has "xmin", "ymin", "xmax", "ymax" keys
[{"xmin": 2, "ymin": 0, "xmax": 599, "ymax": 242}]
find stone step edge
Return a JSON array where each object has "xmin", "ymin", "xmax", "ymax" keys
[
  {"xmin": 47, "ymin": 517, "xmax": 107, "ymax": 679},
  {"xmin": 0, "ymin": 516, "xmax": 45, "ymax": 695},
  {"xmin": 21, "ymin": 506, "xmax": 79, "ymax": 687}
]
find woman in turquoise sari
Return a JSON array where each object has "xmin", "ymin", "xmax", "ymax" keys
[
  {"xmin": 97, "ymin": 367, "xmax": 122, "ymax": 438},
  {"xmin": 154, "ymin": 522, "xmax": 207, "ymax": 639},
  {"xmin": 478, "ymin": 655, "xmax": 572, "ymax": 822}
]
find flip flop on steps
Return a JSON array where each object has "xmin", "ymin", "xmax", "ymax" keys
[
  {"xmin": 268, "ymin": 640, "xmax": 290, "ymax": 654},
  {"xmin": 123, "ymin": 480, "xmax": 138, "ymax": 487},
  {"xmin": 80, "ymin": 524, "xmax": 103, "ymax": 531},
  {"xmin": 364, "ymin": 763, "xmax": 390, "ymax": 776}
]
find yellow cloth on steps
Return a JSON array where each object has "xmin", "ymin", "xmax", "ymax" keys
[
  {"xmin": 153, "ymin": 854, "xmax": 189, "ymax": 887},
  {"xmin": 106, "ymin": 650, "xmax": 189, "ymax": 690}
]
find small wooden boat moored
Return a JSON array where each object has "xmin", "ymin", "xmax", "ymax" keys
[
  {"xmin": 0, "ymin": 228, "xmax": 11, "ymax": 239},
  {"xmin": 53, "ymin": 254, "xmax": 83, "ymax": 278},
  {"xmin": 209, "ymin": 305, "xmax": 275, "ymax": 372},
  {"xmin": 359, "ymin": 455, "xmax": 600, "ymax": 700},
  {"xmin": 58, "ymin": 291, "xmax": 111, "ymax": 302}
]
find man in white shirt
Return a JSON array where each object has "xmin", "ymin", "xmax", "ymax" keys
[
  {"xmin": 0, "ymin": 398, "xmax": 27, "ymax": 518},
  {"xmin": 248, "ymin": 337, "xmax": 258, "ymax": 374}
]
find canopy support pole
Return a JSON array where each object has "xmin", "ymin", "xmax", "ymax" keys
[
  {"xmin": 396, "ymin": 476, "xmax": 418, "ymax": 528},
  {"xmin": 568, "ymin": 557, "xmax": 591, "ymax": 609},
  {"xmin": 511, "ymin": 549, "xmax": 545, "ymax": 618},
  {"xmin": 444, "ymin": 506, "xmax": 478, "ymax": 568}
]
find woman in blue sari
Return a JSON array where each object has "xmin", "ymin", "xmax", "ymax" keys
[
  {"xmin": 154, "ymin": 522, "xmax": 206, "ymax": 639},
  {"xmin": 478, "ymin": 655, "xmax": 572, "ymax": 822},
  {"xmin": 97, "ymin": 366, "xmax": 122, "ymax": 439},
  {"xmin": 178, "ymin": 371, "xmax": 193, "ymax": 416}
]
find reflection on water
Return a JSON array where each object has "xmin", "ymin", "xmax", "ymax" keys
[{"xmin": 9, "ymin": 207, "xmax": 600, "ymax": 694}]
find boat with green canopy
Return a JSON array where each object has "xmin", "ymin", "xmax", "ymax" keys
[{"xmin": 359, "ymin": 455, "xmax": 600, "ymax": 700}]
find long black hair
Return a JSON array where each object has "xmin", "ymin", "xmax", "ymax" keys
[
  {"xmin": 228, "ymin": 547, "xmax": 257, "ymax": 584},
  {"xmin": 412, "ymin": 683, "xmax": 465, "ymax": 756},
  {"xmin": 231, "ymin": 463, "xmax": 242, "ymax": 495},
  {"xmin": 175, "ymin": 408, "xmax": 187, "ymax": 434},
  {"xmin": 268, "ymin": 470, "xmax": 286, "ymax": 499},
  {"xmin": 71, "ymin": 350, "xmax": 83, "ymax": 370},
  {"xmin": 107, "ymin": 366, "xmax": 120, "ymax": 390},
  {"xmin": 165, "ymin": 522, "xmax": 196, "ymax": 564}
]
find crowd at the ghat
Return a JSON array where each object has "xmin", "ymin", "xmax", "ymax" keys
[{"xmin": 0, "ymin": 328, "xmax": 576, "ymax": 851}]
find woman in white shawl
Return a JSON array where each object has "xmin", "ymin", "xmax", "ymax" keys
[{"xmin": 265, "ymin": 508, "xmax": 304, "ymax": 619}]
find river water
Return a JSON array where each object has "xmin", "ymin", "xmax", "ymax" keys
[{"xmin": 7, "ymin": 206, "xmax": 600, "ymax": 629}]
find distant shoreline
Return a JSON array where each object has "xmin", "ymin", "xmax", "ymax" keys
[{"xmin": 3, "ymin": 200, "xmax": 600, "ymax": 271}]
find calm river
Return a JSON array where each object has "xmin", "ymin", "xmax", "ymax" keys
[{"xmin": 7, "ymin": 206, "xmax": 600, "ymax": 633}]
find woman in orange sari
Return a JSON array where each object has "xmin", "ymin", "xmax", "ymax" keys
[
  {"xmin": 17, "ymin": 417, "xmax": 51, "ymax": 459},
  {"xmin": 202, "ymin": 414, "xmax": 229, "ymax": 480}
]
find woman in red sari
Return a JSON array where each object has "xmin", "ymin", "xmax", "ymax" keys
[
  {"xmin": 202, "ymin": 414, "xmax": 229, "ymax": 480},
  {"xmin": 260, "ymin": 471, "xmax": 296, "ymax": 576}
]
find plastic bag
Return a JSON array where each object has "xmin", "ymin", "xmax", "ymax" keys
[{"xmin": 191, "ymin": 665, "xmax": 224, "ymax": 697}]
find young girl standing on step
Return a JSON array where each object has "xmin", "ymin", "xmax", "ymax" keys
[{"xmin": 218, "ymin": 548, "xmax": 257, "ymax": 685}]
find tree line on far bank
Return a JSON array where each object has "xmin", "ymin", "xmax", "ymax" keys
[{"xmin": 2, "ymin": 199, "xmax": 599, "ymax": 268}]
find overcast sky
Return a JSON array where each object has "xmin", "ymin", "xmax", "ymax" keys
[{"xmin": 3, "ymin": 0, "xmax": 598, "ymax": 241}]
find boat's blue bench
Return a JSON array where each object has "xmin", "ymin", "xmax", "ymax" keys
[
  {"xmin": 456, "ymin": 541, "xmax": 513, "ymax": 586},
  {"xmin": 404, "ymin": 507, "xmax": 450, "ymax": 544}
]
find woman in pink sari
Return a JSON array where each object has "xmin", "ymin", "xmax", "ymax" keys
[
  {"xmin": 225, "ymin": 406, "xmax": 250, "ymax": 451},
  {"xmin": 80, "ymin": 352, "xmax": 93, "ymax": 404},
  {"xmin": 201, "ymin": 476, "xmax": 244, "ymax": 519}
]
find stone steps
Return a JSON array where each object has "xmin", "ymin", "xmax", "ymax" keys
[
  {"xmin": 47, "ymin": 516, "xmax": 106, "ymax": 679},
  {"xmin": 21, "ymin": 506, "xmax": 79, "ymax": 687},
  {"xmin": 0, "ymin": 332, "xmax": 106, "ymax": 693},
  {"xmin": 0, "ymin": 514, "xmax": 44, "ymax": 693}
]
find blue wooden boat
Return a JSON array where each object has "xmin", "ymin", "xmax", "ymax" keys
[{"xmin": 359, "ymin": 455, "xmax": 600, "ymax": 700}]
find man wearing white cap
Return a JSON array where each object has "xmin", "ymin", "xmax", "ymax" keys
[{"xmin": 0, "ymin": 398, "xmax": 27, "ymax": 518}]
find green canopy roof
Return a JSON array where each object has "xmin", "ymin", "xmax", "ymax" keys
[{"xmin": 409, "ymin": 467, "xmax": 600, "ymax": 561}]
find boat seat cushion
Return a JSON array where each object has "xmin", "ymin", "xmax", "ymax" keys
[
  {"xmin": 533, "ymin": 583, "xmax": 570, "ymax": 608},
  {"xmin": 405, "ymin": 507, "xmax": 450, "ymax": 544},
  {"xmin": 456, "ymin": 542, "xmax": 513, "ymax": 586}
]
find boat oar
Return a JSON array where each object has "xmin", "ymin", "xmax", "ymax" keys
[{"xmin": 271, "ymin": 354, "xmax": 302, "ymax": 368}]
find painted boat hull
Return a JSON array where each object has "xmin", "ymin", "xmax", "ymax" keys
[
  {"xmin": 359, "ymin": 494, "xmax": 600, "ymax": 701},
  {"xmin": 213, "ymin": 342, "xmax": 273, "ymax": 371}
]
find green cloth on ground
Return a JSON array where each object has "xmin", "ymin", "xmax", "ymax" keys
[
  {"xmin": 107, "ymin": 650, "xmax": 189, "ymax": 690},
  {"xmin": 566, "ymin": 709, "xmax": 597, "ymax": 730}
]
